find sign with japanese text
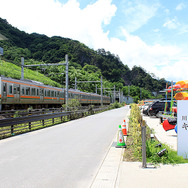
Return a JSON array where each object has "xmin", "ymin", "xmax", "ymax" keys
[{"xmin": 177, "ymin": 100, "xmax": 188, "ymax": 158}]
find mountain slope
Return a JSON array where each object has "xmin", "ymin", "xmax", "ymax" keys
[{"xmin": 0, "ymin": 17, "xmax": 166, "ymax": 92}]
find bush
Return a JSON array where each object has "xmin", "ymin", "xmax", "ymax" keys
[
  {"xmin": 146, "ymin": 140, "xmax": 188, "ymax": 165},
  {"xmin": 126, "ymin": 103, "xmax": 188, "ymax": 165},
  {"xmin": 62, "ymin": 99, "xmax": 81, "ymax": 111},
  {"xmin": 110, "ymin": 101, "xmax": 122, "ymax": 109},
  {"xmin": 128, "ymin": 104, "xmax": 150, "ymax": 159}
]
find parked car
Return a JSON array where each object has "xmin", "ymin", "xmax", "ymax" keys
[
  {"xmin": 148, "ymin": 100, "xmax": 176, "ymax": 117},
  {"xmin": 142, "ymin": 102, "xmax": 153, "ymax": 115}
]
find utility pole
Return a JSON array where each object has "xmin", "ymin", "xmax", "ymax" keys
[
  {"xmin": 75, "ymin": 77, "xmax": 77, "ymax": 90},
  {"xmin": 114, "ymin": 85, "xmax": 116, "ymax": 103},
  {"xmin": 65, "ymin": 54, "xmax": 69, "ymax": 111},
  {"xmin": 140, "ymin": 88, "xmax": 142, "ymax": 100},
  {"xmin": 119, "ymin": 89, "xmax": 121, "ymax": 103},
  {"xmin": 21, "ymin": 57, "xmax": 24, "ymax": 80},
  {"xmin": 101, "ymin": 76, "xmax": 103, "ymax": 106}
]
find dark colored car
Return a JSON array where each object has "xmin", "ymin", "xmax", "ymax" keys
[
  {"xmin": 147, "ymin": 100, "xmax": 172, "ymax": 116},
  {"xmin": 142, "ymin": 102, "xmax": 153, "ymax": 115}
]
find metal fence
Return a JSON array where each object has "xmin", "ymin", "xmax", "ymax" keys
[{"xmin": 0, "ymin": 106, "xmax": 109, "ymax": 139}]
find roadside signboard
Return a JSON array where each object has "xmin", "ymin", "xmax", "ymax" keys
[
  {"xmin": 177, "ymin": 100, "xmax": 188, "ymax": 158},
  {"xmin": 0, "ymin": 47, "xmax": 3, "ymax": 55}
]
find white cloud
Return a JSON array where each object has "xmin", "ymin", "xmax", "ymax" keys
[
  {"xmin": 155, "ymin": 57, "xmax": 188, "ymax": 82},
  {"xmin": 163, "ymin": 18, "xmax": 180, "ymax": 29},
  {"xmin": 176, "ymin": 3, "xmax": 186, "ymax": 11},
  {"xmin": 122, "ymin": 1, "xmax": 160, "ymax": 32},
  {"xmin": 103, "ymin": 29, "xmax": 181, "ymax": 81},
  {"xmin": 0, "ymin": 0, "xmax": 116, "ymax": 46}
]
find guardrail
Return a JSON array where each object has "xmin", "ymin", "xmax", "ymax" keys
[{"xmin": 0, "ymin": 106, "xmax": 109, "ymax": 139}]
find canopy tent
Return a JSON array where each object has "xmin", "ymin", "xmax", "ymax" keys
[{"xmin": 171, "ymin": 80, "xmax": 188, "ymax": 100}]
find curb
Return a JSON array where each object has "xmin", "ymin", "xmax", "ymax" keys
[{"xmin": 90, "ymin": 132, "xmax": 125, "ymax": 188}]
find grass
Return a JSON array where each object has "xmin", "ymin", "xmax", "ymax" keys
[
  {"xmin": 0, "ymin": 59, "xmax": 61, "ymax": 87},
  {"xmin": 146, "ymin": 139, "xmax": 188, "ymax": 165},
  {"xmin": 124, "ymin": 130, "xmax": 188, "ymax": 165},
  {"xmin": 123, "ymin": 103, "xmax": 188, "ymax": 165}
]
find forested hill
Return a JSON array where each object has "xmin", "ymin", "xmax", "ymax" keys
[{"xmin": 0, "ymin": 17, "xmax": 166, "ymax": 92}]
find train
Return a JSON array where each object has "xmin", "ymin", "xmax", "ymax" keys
[{"xmin": 0, "ymin": 76, "xmax": 111, "ymax": 111}]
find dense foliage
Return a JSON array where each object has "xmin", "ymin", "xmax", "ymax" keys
[
  {"xmin": 126, "ymin": 104, "xmax": 188, "ymax": 164},
  {"xmin": 0, "ymin": 17, "xmax": 167, "ymax": 101}
]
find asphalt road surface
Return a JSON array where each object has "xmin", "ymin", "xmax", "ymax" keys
[{"xmin": 0, "ymin": 106, "xmax": 129, "ymax": 188}]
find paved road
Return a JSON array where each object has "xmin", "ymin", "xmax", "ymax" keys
[{"xmin": 0, "ymin": 106, "xmax": 129, "ymax": 188}]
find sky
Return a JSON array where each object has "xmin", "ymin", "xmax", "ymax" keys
[{"xmin": 0, "ymin": 0, "xmax": 188, "ymax": 82}]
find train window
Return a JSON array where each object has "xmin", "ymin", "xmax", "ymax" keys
[
  {"xmin": 22, "ymin": 87, "xmax": 25, "ymax": 95},
  {"xmin": 31, "ymin": 88, "xmax": 36, "ymax": 95},
  {"xmin": 55, "ymin": 91, "xmax": 57, "ymax": 97},
  {"xmin": 3, "ymin": 83, "xmax": 7, "ymax": 92},
  {"xmin": 9, "ymin": 85, "xmax": 13, "ymax": 94},
  {"xmin": 14, "ymin": 86, "xmax": 17, "ymax": 94},
  {"xmin": 26, "ymin": 87, "xmax": 30, "ymax": 95},
  {"xmin": 17, "ymin": 86, "xmax": 20, "ymax": 94},
  {"xmin": 47, "ymin": 90, "xmax": 50, "ymax": 97},
  {"xmin": 57, "ymin": 91, "xmax": 60, "ymax": 97},
  {"xmin": 40, "ymin": 89, "xmax": 43, "ymax": 96},
  {"xmin": 51, "ymin": 91, "xmax": 54, "ymax": 97},
  {"xmin": 44, "ymin": 90, "xmax": 46, "ymax": 96},
  {"xmin": 37, "ymin": 89, "xmax": 39, "ymax": 96}
]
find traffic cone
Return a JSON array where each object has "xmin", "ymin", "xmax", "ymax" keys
[
  {"xmin": 116, "ymin": 125, "xmax": 126, "ymax": 148},
  {"xmin": 122, "ymin": 120, "xmax": 127, "ymax": 136}
]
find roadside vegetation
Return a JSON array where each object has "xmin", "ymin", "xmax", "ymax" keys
[{"xmin": 124, "ymin": 104, "xmax": 188, "ymax": 165}]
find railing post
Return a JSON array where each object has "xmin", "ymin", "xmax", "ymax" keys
[
  {"xmin": 29, "ymin": 122, "xmax": 31, "ymax": 131},
  {"xmin": 141, "ymin": 124, "xmax": 147, "ymax": 168},
  {"xmin": 11, "ymin": 125, "xmax": 14, "ymax": 135}
]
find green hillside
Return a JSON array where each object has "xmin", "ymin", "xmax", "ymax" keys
[
  {"xmin": 0, "ymin": 17, "xmax": 166, "ymax": 101},
  {"xmin": 0, "ymin": 60, "xmax": 61, "ymax": 87}
]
